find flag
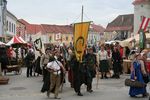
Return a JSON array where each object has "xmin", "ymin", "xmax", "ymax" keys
[
  {"xmin": 34, "ymin": 38, "xmax": 42, "ymax": 51},
  {"xmin": 139, "ymin": 16, "xmax": 150, "ymax": 32},
  {"xmin": 73, "ymin": 22, "xmax": 91, "ymax": 62},
  {"xmin": 139, "ymin": 30, "xmax": 146, "ymax": 50},
  {"xmin": 33, "ymin": 32, "xmax": 45, "ymax": 58}
]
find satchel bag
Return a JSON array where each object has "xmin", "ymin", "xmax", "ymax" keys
[{"xmin": 125, "ymin": 78, "xmax": 146, "ymax": 88}]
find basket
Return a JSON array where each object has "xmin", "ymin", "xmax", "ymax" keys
[{"xmin": 125, "ymin": 78, "xmax": 146, "ymax": 88}]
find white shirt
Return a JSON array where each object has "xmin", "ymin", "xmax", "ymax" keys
[
  {"xmin": 47, "ymin": 60, "xmax": 63, "ymax": 75},
  {"xmin": 98, "ymin": 50, "xmax": 108, "ymax": 60}
]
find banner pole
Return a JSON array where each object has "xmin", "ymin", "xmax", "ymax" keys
[{"xmin": 81, "ymin": 5, "xmax": 83, "ymax": 23}]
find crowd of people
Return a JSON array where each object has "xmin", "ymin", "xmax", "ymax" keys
[
  {"xmin": 22, "ymin": 43, "xmax": 116, "ymax": 98},
  {"xmin": 23, "ymin": 42, "xmax": 150, "ymax": 98},
  {"xmin": 1, "ymin": 42, "xmax": 150, "ymax": 99}
]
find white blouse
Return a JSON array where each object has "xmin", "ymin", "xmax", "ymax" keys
[{"xmin": 98, "ymin": 50, "xmax": 108, "ymax": 61}]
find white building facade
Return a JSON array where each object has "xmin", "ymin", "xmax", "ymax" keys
[
  {"xmin": 88, "ymin": 32, "xmax": 101, "ymax": 45},
  {"xmin": 133, "ymin": 0, "xmax": 150, "ymax": 34},
  {"xmin": 5, "ymin": 11, "xmax": 17, "ymax": 38},
  {"xmin": 0, "ymin": 0, "xmax": 17, "ymax": 42},
  {"xmin": 87, "ymin": 24, "xmax": 105, "ymax": 45}
]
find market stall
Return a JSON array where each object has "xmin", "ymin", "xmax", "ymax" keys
[
  {"xmin": 6, "ymin": 36, "xmax": 26, "ymax": 46},
  {"xmin": 4, "ymin": 36, "xmax": 27, "ymax": 75},
  {"xmin": 0, "ymin": 45, "xmax": 9, "ymax": 83},
  {"xmin": 122, "ymin": 33, "xmax": 150, "ymax": 47}
]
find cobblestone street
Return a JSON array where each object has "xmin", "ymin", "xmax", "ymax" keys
[{"xmin": 0, "ymin": 68, "xmax": 149, "ymax": 100}]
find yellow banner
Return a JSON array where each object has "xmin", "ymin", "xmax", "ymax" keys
[{"xmin": 73, "ymin": 22, "xmax": 90, "ymax": 62}]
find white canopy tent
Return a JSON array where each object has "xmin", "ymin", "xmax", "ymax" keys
[
  {"xmin": 105, "ymin": 40, "xmax": 121, "ymax": 45},
  {"xmin": 105, "ymin": 40, "xmax": 127, "ymax": 47},
  {"xmin": 122, "ymin": 33, "xmax": 150, "ymax": 47}
]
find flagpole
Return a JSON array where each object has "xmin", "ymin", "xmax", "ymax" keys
[
  {"xmin": 80, "ymin": 5, "xmax": 84, "ymax": 62},
  {"xmin": 81, "ymin": 5, "xmax": 83, "ymax": 23}
]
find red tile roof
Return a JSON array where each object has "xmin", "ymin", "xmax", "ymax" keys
[
  {"xmin": 19, "ymin": 19, "xmax": 72, "ymax": 34},
  {"xmin": 41, "ymin": 24, "xmax": 73, "ymax": 34},
  {"xmin": 19, "ymin": 19, "xmax": 45, "ymax": 34},
  {"xmin": 105, "ymin": 14, "xmax": 134, "ymax": 32},
  {"xmin": 19, "ymin": 19, "xmax": 30, "ymax": 25},
  {"xmin": 90, "ymin": 24, "xmax": 105, "ymax": 33},
  {"xmin": 132, "ymin": 0, "xmax": 149, "ymax": 5},
  {"xmin": 28, "ymin": 24, "xmax": 45, "ymax": 34},
  {"xmin": 19, "ymin": 19, "xmax": 105, "ymax": 35},
  {"xmin": 106, "ymin": 26, "xmax": 133, "ymax": 32}
]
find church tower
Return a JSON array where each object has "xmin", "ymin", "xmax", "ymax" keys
[{"xmin": 133, "ymin": 0, "xmax": 150, "ymax": 33}]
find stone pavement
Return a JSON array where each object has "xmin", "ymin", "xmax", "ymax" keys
[{"xmin": 0, "ymin": 68, "xmax": 149, "ymax": 100}]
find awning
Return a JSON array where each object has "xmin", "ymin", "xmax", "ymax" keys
[{"xmin": 6, "ymin": 36, "xmax": 25, "ymax": 46}]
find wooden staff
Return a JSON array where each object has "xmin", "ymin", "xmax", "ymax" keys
[{"xmin": 96, "ymin": 67, "xmax": 100, "ymax": 89}]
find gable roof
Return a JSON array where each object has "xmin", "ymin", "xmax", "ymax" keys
[
  {"xmin": 132, "ymin": 0, "xmax": 150, "ymax": 5},
  {"xmin": 105, "ymin": 14, "xmax": 134, "ymax": 32}
]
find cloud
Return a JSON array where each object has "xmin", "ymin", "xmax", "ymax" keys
[{"xmin": 7, "ymin": 0, "xmax": 133, "ymax": 27}]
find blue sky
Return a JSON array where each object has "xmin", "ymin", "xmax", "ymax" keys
[{"xmin": 7, "ymin": 0, "xmax": 134, "ymax": 27}]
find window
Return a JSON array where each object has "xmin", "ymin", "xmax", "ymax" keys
[
  {"xmin": 141, "ymin": 5, "xmax": 143, "ymax": 7},
  {"xmin": 56, "ymin": 34, "xmax": 59, "ymax": 39},
  {"xmin": 9, "ymin": 22, "xmax": 11, "ymax": 32},
  {"xmin": 6, "ymin": 21, "xmax": 8, "ymax": 31},
  {"xmin": 49, "ymin": 36, "xmax": 52, "ymax": 41},
  {"xmin": 12, "ymin": 23, "xmax": 13, "ymax": 32},
  {"xmin": 14, "ymin": 24, "xmax": 16, "ymax": 34},
  {"xmin": 66, "ymin": 36, "xmax": 68, "ymax": 41},
  {"xmin": 140, "ymin": 16, "xmax": 144, "ymax": 21}
]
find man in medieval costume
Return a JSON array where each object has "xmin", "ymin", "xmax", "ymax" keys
[{"xmin": 84, "ymin": 47, "xmax": 97, "ymax": 92}]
